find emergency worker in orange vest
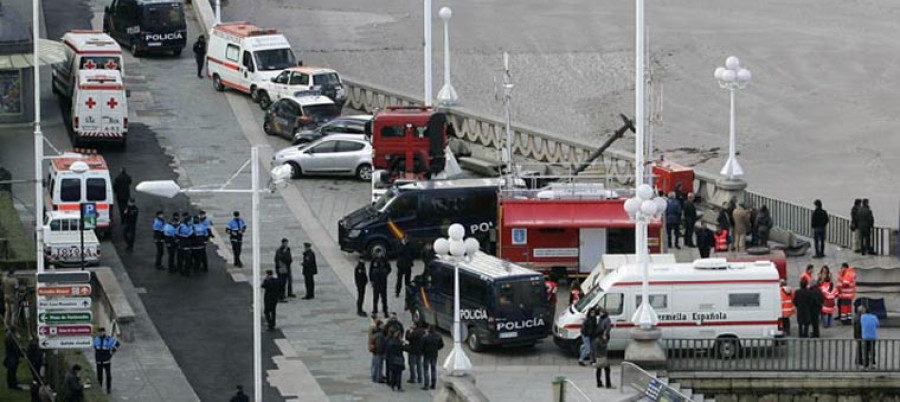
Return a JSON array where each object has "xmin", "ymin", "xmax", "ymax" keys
[
  {"xmin": 779, "ymin": 279, "xmax": 795, "ymax": 336},
  {"xmin": 838, "ymin": 263, "xmax": 857, "ymax": 324},
  {"xmin": 818, "ymin": 266, "xmax": 838, "ymax": 328},
  {"xmin": 800, "ymin": 264, "xmax": 813, "ymax": 286},
  {"xmin": 713, "ymin": 227, "xmax": 729, "ymax": 252}
]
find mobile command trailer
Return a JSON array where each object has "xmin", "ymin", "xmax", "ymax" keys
[
  {"xmin": 207, "ymin": 22, "xmax": 298, "ymax": 96},
  {"xmin": 553, "ymin": 258, "xmax": 782, "ymax": 358},
  {"xmin": 45, "ymin": 152, "xmax": 114, "ymax": 237},
  {"xmin": 410, "ymin": 252, "xmax": 551, "ymax": 352},
  {"xmin": 103, "ymin": 0, "xmax": 187, "ymax": 56},
  {"xmin": 52, "ymin": 31, "xmax": 124, "ymax": 98},
  {"xmin": 70, "ymin": 70, "xmax": 128, "ymax": 146}
]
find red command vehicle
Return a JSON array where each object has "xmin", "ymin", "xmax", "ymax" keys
[
  {"xmin": 652, "ymin": 159, "xmax": 694, "ymax": 195},
  {"xmin": 368, "ymin": 106, "xmax": 449, "ymax": 178},
  {"xmin": 497, "ymin": 188, "xmax": 663, "ymax": 279}
]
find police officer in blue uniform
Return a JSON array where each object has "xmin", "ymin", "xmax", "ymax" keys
[
  {"xmin": 92, "ymin": 327, "xmax": 120, "ymax": 394},
  {"xmin": 198, "ymin": 210, "xmax": 212, "ymax": 272},
  {"xmin": 191, "ymin": 216, "xmax": 206, "ymax": 274},
  {"xmin": 164, "ymin": 214, "xmax": 179, "ymax": 273},
  {"xmin": 226, "ymin": 211, "xmax": 246, "ymax": 267},
  {"xmin": 152, "ymin": 211, "xmax": 166, "ymax": 269},
  {"xmin": 177, "ymin": 213, "xmax": 194, "ymax": 276}
]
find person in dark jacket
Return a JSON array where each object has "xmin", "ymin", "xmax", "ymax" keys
[
  {"xmin": 695, "ymin": 223, "xmax": 715, "ymax": 259},
  {"xmin": 27, "ymin": 337, "xmax": 43, "ymax": 380},
  {"xmin": 578, "ymin": 307, "xmax": 599, "ymax": 365},
  {"xmin": 794, "ymin": 280, "xmax": 813, "ymax": 338},
  {"xmin": 755, "ymin": 205, "xmax": 773, "ymax": 247},
  {"xmin": 809, "ymin": 282, "xmax": 824, "ymax": 338},
  {"xmin": 93, "ymin": 327, "xmax": 120, "ymax": 393},
  {"xmin": 858, "ymin": 199, "xmax": 875, "ymax": 255},
  {"xmin": 112, "ymin": 168, "xmax": 131, "ymax": 221},
  {"xmin": 682, "ymin": 194, "xmax": 698, "ymax": 247},
  {"xmin": 665, "ymin": 193, "xmax": 682, "ymax": 249},
  {"xmin": 4, "ymin": 329, "xmax": 20, "ymax": 390},
  {"xmin": 354, "ymin": 260, "xmax": 368, "ymax": 317},
  {"xmin": 420, "ymin": 241, "xmax": 436, "ymax": 266},
  {"xmin": 396, "ymin": 237, "xmax": 415, "ymax": 297},
  {"xmin": 370, "ymin": 257, "xmax": 391, "ymax": 315},
  {"xmin": 229, "ymin": 385, "xmax": 250, "ymax": 402},
  {"xmin": 850, "ymin": 199, "xmax": 862, "ymax": 253},
  {"xmin": 301, "ymin": 243, "xmax": 317, "ymax": 299},
  {"xmin": 274, "ymin": 239, "xmax": 293, "ymax": 301},
  {"xmin": 192, "ymin": 35, "xmax": 206, "ymax": 78},
  {"xmin": 421, "ymin": 325, "xmax": 444, "ymax": 390},
  {"xmin": 122, "ymin": 198, "xmax": 139, "ymax": 251},
  {"xmin": 370, "ymin": 320, "xmax": 385, "ymax": 383},
  {"xmin": 405, "ymin": 321, "xmax": 425, "ymax": 385},
  {"xmin": 262, "ymin": 270, "xmax": 281, "ymax": 331},
  {"xmin": 152, "ymin": 210, "xmax": 165, "ymax": 269},
  {"xmin": 64, "ymin": 364, "xmax": 84, "ymax": 402},
  {"xmin": 384, "ymin": 331, "xmax": 406, "ymax": 391},
  {"xmin": 594, "ymin": 309, "xmax": 613, "ymax": 388},
  {"xmin": 811, "ymin": 200, "xmax": 829, "ymax": 258}
]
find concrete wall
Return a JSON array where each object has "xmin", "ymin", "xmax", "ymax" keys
[
  {"xmin": 670, "ymin": 372, "xmax": 900, "ymax": 402},
  {"xmin": 434, "ymin": 374, "xmax": 491, "ymax": 402}
]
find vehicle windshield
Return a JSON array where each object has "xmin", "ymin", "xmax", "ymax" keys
[
  {"xmin": 253, "ymin": 48, "xmax": 297, "ymax": 71},
  {"xmin": 371, "ymin": 188, "xmax": 397, "ymax": 212},
  {"xmin": 141, "ymin": 4, "xmax": 186, "ymax": 30},
  {"xmin": 315, "ymin": 73, "xmax": 341, "ymax": 85},
  {"xmin": 494, "ymin": 280, "xmax": 546, "ymax": 313},
  {"xmin": 303, "ymin": 104, "xmax": 339, "ymax": 119},
  {"xmin": 574, "ymin": 285, "xmax": 604, "ymax": 313}
]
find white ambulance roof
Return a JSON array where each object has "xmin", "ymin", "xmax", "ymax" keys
[
  {"xmin": 62, "ymin": 31, "xmax": 121, "ymax": 54},
  {"xmin": 76, "ymin": 70, "xmax": 124, "ymax": 90},
  {"xmin": 599, "ymin": 258, "xmax": 779, "ymax": 289},
  {"xmin": 212, "ymin": 22, "xmax": 290, "ymax": 50},
  {"xmin": 436, "ymin": 252, "xmax": 541, "ymax": 281},
  {"xmin": 245, "ymin": 35, "xmax": 291, "ymax": 51}
]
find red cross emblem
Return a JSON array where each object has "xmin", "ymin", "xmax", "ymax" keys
[
  {"xmin": 85, "ymin": 97, "xmax": 96, "ymax": 109},
  {"xmin": 105, "ymin": 60, "xmax": 117, "ymax": 70},
  {"xmin": 84, "ymin": 60, "xmax": 96, "ymax": 69},
  {"xmin": 107, "ymin": 98, "xmax": 118, "ymax": 109}
]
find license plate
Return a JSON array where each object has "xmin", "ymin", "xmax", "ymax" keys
[
  {"xmin": 148, "ymin": 42, "xmax": 162, "ymax": 47},
  {"xmin": 499, "ymin": 331, "xmax": 518, "ymax": 339}
]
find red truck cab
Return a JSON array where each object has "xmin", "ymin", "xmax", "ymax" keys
[{"xmin": 368, "ymin": 106, "xmax": 449, "ymax": 178}]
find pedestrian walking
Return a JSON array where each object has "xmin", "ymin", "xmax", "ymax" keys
[
  {"xmin": 2, "ymin": 270, "xmax": 19, "ymax": 328},
  {"xmin": 164, "ymin": 214, "xmax": 179, "ymax": 273},
  {"xmin": 63, "ymin": 364, "xmax": 85, "ymax": 402},
  {"xmin": 850, "ymin": 199, "xmax": 862, "ymax": 253},
  {"xmin": 665, "ymin": 193, "xmax": 682, "ymax": 249},
  {"xmin": 860, "ymin": 306, "xmax": 879, "ymax": 369},
  {"xmin": 421, "ymin": 325, "xmax": 443, "ymax": 390},
  {"xmin": 858, "ymin": 199, "xmax": 874, "ymax": 255},
  {"xmin": 385, "ymin": 330, "xmax": 405, "ymax": 391},
  {"xmin": 794, "ymin": 280, "xmax": 812, "ymax": 338},
  {"xmin": 779, "ymin": 279, "xmax": 795, "ymax": 336},
  {"xmin": 396, "ymin": 237, "xmax": 415, "ymax": 297},
  {"xmin": 152, "ymin": 211, "xmax": 165, "ymax": 269},
  {"xmin": 112, "ymin": 168, "xmax": 131, "ymax": 222},
  {"xmin": 262, "ymin": 270, "xmax": 280, "ymax": 331},
  {"xmin": 229, "ymin": 385, "xmax": 250, "ymax": 402},
  {"xmin": 192, "ymin": 35, "xmax": 206, "ymax": 78},
  {"xmin": 92, "ymin": 327, "xmax": 120, "ymax": 394},
  {"xmin": 732, "ymin": 203, "xmax": 751, "ymax": 251},
  {"xmin": 370, "ymin": 320, "xmax": 385, "ymax": 383},
  {"xmin": 838, "ymin": 263, "xmax": 857, "ymax": 324},
  {"xmin": 4, "ymin": 329, "xmax": 20, "ymax": 390},
  {"xmin": 818, "ymin": 266, "xmax": 837, "ymax": 328},
  {"xmin": 177, "ymin": 213, "xmax": 193, "ymax": 276},
  {"xmin": 405, "ymin": 321, "xmax": 424, "ymax": 386},
  {"xmin": 225, "ymin": 211, "xmax": 246, "ymax": 267},
  {"xmin": 811, "ymin": 199, "xmax": 829, "ymax": 258},
  {"xmin": 274, "ymin": 238, "xmax": 294, "ymax": 301},
  {"xmin": 682, "ymin": 194, "xmax": 697, "ymax": 247},
  {"xmin": 578, "ymin": 307, "xmax": 598, "ymax": 366},
  {"xmin": 594, "ymin": 308, "xmax": 613, "ymax": 389},
  {"xmin": 122, "ymin": 198, "xmax": 139, "ymax": 251},
  {"xmin": 354, "ymin": 260, "xmax": 368, "ymax": 317},
  {"xmin": 755, "ymin": 205, "xmax": 772, "ymax": 247},
  {"xmin": 370, "ymin": 256, "xmax": 390, "ymax": 315},
  {"xmin": 301, "ymin": 242, "xmax": 317, "ymax": 299},
  {"xmin": 197, "ymin": 210, "xmax": 212, "ymax": 272},
  {"xmin": 695, "ymin": 223, "xmax": 714, "ymax": 258}
]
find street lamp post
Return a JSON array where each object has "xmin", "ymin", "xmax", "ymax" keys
[
  {"xmin": 136, "ymin": 148, "xmax": 291, "ymax": 402},
  {"xmin": 714, "ymin": 56, "xmax": 751, "ymax": 181},
  {"xmin": 423, "ymin": 0, "xmax": 433, "ymax": 106},
  {"xmin": 433, "ymin": 223, "xmax": 479, "ymax": 376},
  {"xmin": 435, "ymin": 7, "xmax": 458, "ymax": 106},
  {"xmin": 34, "ymin": 0, "xmax": 46, "ymax": 273}
]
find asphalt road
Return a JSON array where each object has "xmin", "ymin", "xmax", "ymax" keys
[{"xmin": 220, "ymin": 0, "xmax": 900, "ymax": 225}]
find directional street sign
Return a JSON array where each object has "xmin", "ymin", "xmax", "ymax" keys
[
  {"xmin": 37, "ymin": 271, "xmax": 91, "ymax": 284},
  {"xmin": 38, "ymin": 312, "xmax": 92, "ymax": 324},
  {"xmin": 39, "ymin": 336, "xmax": 93, "ymax": 349},
  {"xmin": 37, "ymin": 285, "xmax": 92, "ymax": 297},
  {"xmin": 38, "ymin": 324, "xmax": 93, "ymax": 337},
  {"xmin": 36, "ymin": 296, "xmax": 92, "ymax": 310}
]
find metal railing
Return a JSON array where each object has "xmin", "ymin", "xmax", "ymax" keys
[
  {"xmin": 620, "ymin": 361, "xmax": 695, "ymax": 402},
  {"xmin": 664, "ymin": 338, "xmax": 900, "ymax": 372}
]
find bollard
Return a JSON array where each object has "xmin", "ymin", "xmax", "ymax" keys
[{"xmin": 552, "ymin": 376, "xmax": 567, "ymax": 402}]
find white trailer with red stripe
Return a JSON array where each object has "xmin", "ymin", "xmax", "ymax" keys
[
  {"xmin": 70, "ymin": 70, "xmax": 128, "ymax": 146},
  {"xmin": 553, "ymin": 258, "xmax": 782, "ymax": 358},
  {"xmin": 206, "ymin": 22, "xmax": 298, "ymax": 97},
  {"xmin": 45, "ymin": 152, "xmax": 114, "ymax": 237}
]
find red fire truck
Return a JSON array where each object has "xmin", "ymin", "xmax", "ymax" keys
[
  {"xmin": 368, "ymin": 106, "xmax": 449, "ymax": 178},
  {"xmin": 497, "ymin": 184, "xmax": 662, "ymax": 279}
]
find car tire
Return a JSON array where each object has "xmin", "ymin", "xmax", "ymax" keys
[
  {"xmin": 366, "ymin": 239, "xmax": 389, "ymax": 260},
  {"xmin": 258, "ymin": 91, "xmax": 271, "ymax": 110},
  {"xmin": 263, "ymin": 121, "xmax": 275, "ymax": 136},
  {"xmin": 212, "ymin": 75, "xmax": 225, "ymax": 92},
  {"xmin": 356, "ymin": 164, "xmax": 373, "ymax": 181},
  {"xmin": 715, "ymin": 337, "xmax": 740, "ymax": 360},
  {"xmin": 467, "ymin": 328, "xmax": 484, "ymax": 353},
  {"xmin": 286, "ymin": 162, "xmax": 301, "ymax": 179},
  {"xmin": 250, "ymin": 87, "xmax": 259, "ymax": 102}
]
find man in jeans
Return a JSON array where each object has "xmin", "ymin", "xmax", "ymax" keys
[
  {"xmin": 811, "ymin": 200, "xmax": 829, "ymax": 258},
  {"xmin": 421, "ymin": 325, "xmax": 444, "ymax": 390},
  {"xmin": 860, "ymin": 306, "xmax": 879, "ymax": 369},
  {"xmin": 370, "ymin": 320, "xmax": 385, "ymax": 383},
  {"xmin": 405, "ymin": 321, "xmax": 425, "ymax": 385}
]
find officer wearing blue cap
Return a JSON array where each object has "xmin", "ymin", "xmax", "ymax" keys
[{"xmin": 152, "ymin": 211, "xmax": 166, "ymax": 269}]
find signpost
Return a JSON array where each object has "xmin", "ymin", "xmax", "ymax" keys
[
  {"xmin": 36, "ymin": 272, "xmax": 95, "ymax": 349},
  {"xmin": 37, "ymin": 296, "xmax": 91, "ymax": 310},
  {"xmin": 80, "ymin": 202, "xmax": 97, "ymax": 270}
]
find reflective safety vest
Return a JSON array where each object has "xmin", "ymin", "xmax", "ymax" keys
[
  {"xmin": 819, "ymin": 281, "xmax": 838, "ymax": 315},
  {"xmin": 800, "ymin": 271, "xmax": 812, "ymax": 285},
  {"xmin": 545, "ymin": 280, "xmax": 558, "ymax": 305},
  {"xmin": 839, "ymin": 268, "xmax": 857, "ymax": 301},
  {"xmin": 714, "ymin": 229, "xmax": 729, "ymax": 251},
  {"xmin": 780, "ymin": 286, "xmax": 795, "ymax": 317}
]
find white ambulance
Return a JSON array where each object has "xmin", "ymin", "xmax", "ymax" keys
[
  {"xmin": 206, "ymin": 22, "xmax": 299, "ymax": 97},
  {"xmin": 52, "ymin": 30, "xmax": 124, "ymax": 99},
  {"xmin": 553, "ymin": 258, "xmax": 782, "ymax": 359},
  {"xmin": 45, "ymin": 152, "xmax": 114, "ymax": 237},
  {"xmin": 70, "ymin": 70, "xmax": 128, "ymax": 146}
]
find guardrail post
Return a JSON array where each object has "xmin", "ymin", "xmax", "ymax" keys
[{"xmin": 552, "ymin": 376, "xmax": 566, "ymax": 402}]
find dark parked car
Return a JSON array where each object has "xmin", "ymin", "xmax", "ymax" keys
[
  {"xmin": 292, "ymin": 115, "xmax": 372, "ymax": 145},
  {"xmin": 263, "ymin": 95, "xmax": 339, "ymax": 140}
]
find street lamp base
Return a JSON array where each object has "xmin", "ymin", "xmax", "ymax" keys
[
  {"xmin": 624, "ymin": 327, "xmax": 666, "ymax": 370},
  {"xmin": 437, "ymin": 83, "xmax": 459, "ymax": 106},
  {"xmin": 720, "ymin": 156, "xmax": 744, "ymax": 179},
  {"xmin": 443, "ymin": 343, "xmax": 472, "ymax": 376}
]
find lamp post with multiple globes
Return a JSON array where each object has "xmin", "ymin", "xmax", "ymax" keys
[{"xmin": 433, "ymin": 223, "xmax": 480, "ymax": 376}]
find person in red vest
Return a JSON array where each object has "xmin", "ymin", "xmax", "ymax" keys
[
  {"xmin": 818, "ymin": 266, "xmax": 838, "ymax": 328},
  {"xmin": 800, "ymin": 264, "xmax": 814, "ymax": 286},
  {"xmin": 569, "ymin": 280, "xmax": 582, "ymax": 307},
  {"xmin": 779, "ymin": 279, "xmax": 795, "ymax": 336},
  {"xmin": 838, "ymin": 263, "xmax": 857, "ymax": 325},
  {"xmin": 713, "ymin": 227, "xmax": 729, "ymax": 252}
]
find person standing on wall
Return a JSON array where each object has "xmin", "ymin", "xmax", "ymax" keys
[
  {"xmin": 811, "ymin": 199, "xmax": 829, "ymax": 258},
  {"xmin": 301, "ymin": 242, "xmax": 317, "ymax": 300},
  {"xmin": 850, "ymin": 199, "xmax": 862, "ymax": 253},
  {"xmin": 857, "ymin": 199, "xmax": 875, "ymax": 255}
]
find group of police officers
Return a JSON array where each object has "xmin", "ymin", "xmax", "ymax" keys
[{"xmin": 150, "ymin": 209, "xmax": 247, "ymax": 276}]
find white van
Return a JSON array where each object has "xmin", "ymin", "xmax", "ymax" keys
[
  {"xmin": 70, "ymin": 70, "xmax": 128, "ymax": 146},
  {"xmin": 52, "ymin": 30, "xmax": 124, "ymax": 99},
  {"xmin": 206, "ymin": 22, "xmax": 298, "ymax": 97},
  {"xmin": 45, "ymin": 152, "xmax": 114, "ymax": 237},
  {"xmin": 580, "ymin": 253, "xmax": 677, "ymax": 294},
  {"xmin": 554, "ymin": 258, "xmax": 782, "ymax": 358}
]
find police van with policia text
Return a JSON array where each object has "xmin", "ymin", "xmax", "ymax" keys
[
  {"xmin": 103, "ymin": 0, "xmax": 187, "ymax": 56},
  {"xmin": 409, "ymin": 252, "xmax": 551, "ymax": 352}
]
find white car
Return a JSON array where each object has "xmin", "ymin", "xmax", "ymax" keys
[
  {"xmin": 253, "ymin": 66, "xmax": 346, "ymax": 110},
  {"xmin": 43, "ymin": 211, "xmax": 101, "ymax": 268},
  {"xmin": 272, "ymin": 134, "xmax": 373, "ymax": 181}
]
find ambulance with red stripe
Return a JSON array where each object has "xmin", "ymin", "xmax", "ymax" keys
[
  {"xmin": 52, "ymin": 30, "xmax": 124, "ymax": 99},
  {"xmin": 70, "ymin": 70, "xmax": 128, "ymax": 146},
  {"xmin": 45, "ymin": 152, "xmax": 114, "ymax": 237},
  {"xmin": 206, "ymin": 22, "xmax": 298, "ymax": 97},
  {"xmin": 553, "ymin": 258, "xmax": 782, "ymax": 359}
]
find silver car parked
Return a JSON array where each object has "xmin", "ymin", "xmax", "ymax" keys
[{"xmin": 272, "ymin": 134, "xmax": 373, "ymax": 181}]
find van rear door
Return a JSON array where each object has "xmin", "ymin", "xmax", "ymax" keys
[
  {"xmin": 75, "ymin": 91, "xmax": 102, "ymax": 137},
  {"xmin": 100, "ymin": 89, "xmax": 126, "ymax": 138},
  {"xmin": 491, "ymin": 277, "xmax": 551, "ymax": 340}
]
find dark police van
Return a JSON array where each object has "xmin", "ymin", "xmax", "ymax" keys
[
  {"xmin": 339, "ymin": 178, "xmax": 501, "ymax": 258},
  {"xmin": 103, "ymin": 0, "xmax": 187, "ymax": 56},
  {"xmin": 409, "ymin": 252, "xmax": 551, "ymax": 351}
]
